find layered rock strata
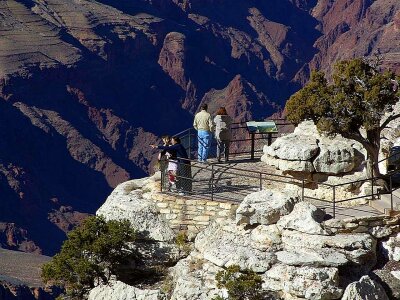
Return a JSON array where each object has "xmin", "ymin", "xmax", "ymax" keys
[{"xmin": 91, "ymin": 175, "xmax": 400, "ymax": 300}]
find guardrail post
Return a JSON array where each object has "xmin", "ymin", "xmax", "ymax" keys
[
  {"xmin": 188, "ymin": 128, "xmax": 192, "ymax": 159},
  {"xmin": 371, "ymin": 177, "xmax": 374, "ymax": 200},
  {"xmin": 333, "ymin": 186, "xmax": 336, "ymax": 219},
  {"xmin": 251, "ymin": 133, "xmax": 255, "ymax": 160},
  {"xmin": 267, "ymin": 133, "xmax": 272, "ymax": 146},
  {"xmin": 160, "ymin": 161, "xmax": 164, "ymax": 192},
  {"xmin": 302, "ymin": 179, "xmax": 305, "ymax": 201},
  {"xmin": 211, "ymin": 164, "xmax": 214, "ymax": 201},
  {"xmin": 390, "ymin": 175, "xmax": 393, "ymax": 212},
  {"xmin": 259, "ymin": 173, "xmax": 262, "ymax": 191}
]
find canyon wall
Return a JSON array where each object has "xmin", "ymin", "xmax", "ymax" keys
[{"xmin": 0, "ymin": 0, "xmax": 399, "ymax": 254}]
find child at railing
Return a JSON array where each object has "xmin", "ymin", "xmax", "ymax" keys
[
  {"xmin": 157, "ymin": 135, "xmax": 176, "ymax": 190},
  {"xmin": 151, "ymin": 136, "xmax": 191, "ymax": 195},
  {"xmin": 167, "ymin": 152, "xmax": 178, "ymax": 191}
]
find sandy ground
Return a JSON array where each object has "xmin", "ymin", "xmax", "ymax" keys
[{"xmin": 0, "ymin": 247, "xmax": 50, "ymax": 287}]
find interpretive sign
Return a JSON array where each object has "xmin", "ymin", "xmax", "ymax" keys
[{"xmin": 246, "ymin": 121, "xmax": 278, "ymax": 133}]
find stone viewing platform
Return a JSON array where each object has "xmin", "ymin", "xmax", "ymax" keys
[
  {"xmin": 96, "ymin": 119, "xmax": 400, "ymax": 238},
  {"xmin": 165, "ymin": 120, "xmax": 400, "ymax": 220},
  {"xmin": 95, "ymin": 166, "xmax": 393, "ymax": 241},
  {"xmin": 91, "ymin": 119, "xmax": 400, "ymax": 299}
]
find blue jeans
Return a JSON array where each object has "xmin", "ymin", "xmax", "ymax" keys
[{"xmin": 197, "ymin": 130, "xmax": 211, "ymax": 162}]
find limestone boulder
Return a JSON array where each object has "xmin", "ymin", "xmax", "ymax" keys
[
  {"xmin": 373, "ymin": 261, "xmax": 400, "ymax": 300},
  {"xmin": 369, "ymin": 225, "xmax": 398, "ymax": 239},
  {"xmin": 250, "ymin": 224, "xmax": 282, "ymax": 251},
  {"xmin": 96, "ymin": 177, "xmax": 175, "ymax": 242},
  {"xmin": 261, "ymin": 121, "xmax": 365, "ymax": 175},
  {"xmin": 341, "ymin": 275, "xmax": 389, "ymax": 300},
  {"xmin": 314, "ymin": 137, "xmax": 363, "ymax": 174},
  {"xmin": 169, "ymin": 254, "xmax": 223, "ymax": 300},
  {"xmin": 264, "ymin": 134, "xmax": 319, "ymax": 161},
  {"xmin": 277, "ymin": 202, "xmax": 328, "ymax": 235},
  {"xmin": 195, "ymin": 221, "xmax": 277, "ymax": 272},
  {"xmin": 382, "ymin": 232, "xmax": 400, "ymax": 261},
  {"xmin": 282, "ymin": 230, "xmax": 377, "ymax": 271},
  {"xmin": 88, "ymin": 280, "xmax": 164, "ymax": 300},
  {"xmin": 263, "ymin": 264, "xmax": 343, "ymax": 300},
  {"xmin": 263, "ymin": 155, "xmax": 315, "ymax": 172},
  {"xmin": 236, "ymin": 189, "xmax": 299, "ymax": 226},
  {"xmin": 276, "ymin": 248, "xmax": 348, "ymax": 267}
]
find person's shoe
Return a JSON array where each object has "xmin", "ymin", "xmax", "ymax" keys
[
  {"xmin": 177, "ymin": 188, "xmax": 185, "ymax": 196},
  {"xmin": 170, "ymin": 182, "xmax": 177, "ymax": 192}
]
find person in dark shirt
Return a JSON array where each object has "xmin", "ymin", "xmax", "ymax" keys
[
  {"xmin": 151, "ymin": 136, "xmax": 192, "ymax": 194},
  {"xmin": 157, "ymin": 135, "xmax": 173, "ymax": 190}
]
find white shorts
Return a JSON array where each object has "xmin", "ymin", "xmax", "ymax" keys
[{"xmin": 168, "ymin": 160, "xmax": 178, "ymax": 172}]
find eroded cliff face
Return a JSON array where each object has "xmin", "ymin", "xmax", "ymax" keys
[
  {"xmin": 0, "ymin": 0, "xmax": 398, "ymax": 254},
  {"xmin": 308, "ymin": 0, "xmax": 400, "ymax": 77}
]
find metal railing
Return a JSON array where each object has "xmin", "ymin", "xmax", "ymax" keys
[
  {"xmin": 160, "ymin": 121, "xmax": 400, "ymax": 218},
  {"xmin": 175, "ymin": 119, "xmax": 293, "ymax": 161},
  {"xmin": 159, "ymin": 157, "xmax": 400, "ymax": 219}
]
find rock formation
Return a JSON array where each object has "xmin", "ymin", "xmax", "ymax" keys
[
  {"xmin": 341, "ymin": 275, "xmax": 389, "ymax": 300},
  {"xmin": 262, "ymin": 121, "xmax": 365, "ymax": 176},
  {"xmin": 96, "ymin": 175, "xmax": 175, "ymax": 242},
  {"xmin": 88, "ymin": 280, "xmax": 164, "ymax": 300},
  {"xmin": 167, "ymin": 200, "xmax": 382, "ymax": 300},
  {"xmin": 236, "ymin": 189, "xmax": 299, "ymax": 226},
  {"xmin": 80, "ymin": 169, "xmax": 400, "ymax": 299}
]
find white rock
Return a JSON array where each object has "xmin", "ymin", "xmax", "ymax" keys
[
  {"xmin": 195, "ymin": 221, "xmax": 276, "ymax": 272},
  {"xmin": 382, "ymin": 232, "xmax": 400, "ymax": 261},
  {"xmin": 369, "ymin": 226, "xmax": 394, "ymax": 239},
  {"xmin": 264, "ymin": 134, "xmax": 319, "ymax": 161},
  {"xmin": 262, "ymin": 154, "xmax": 315, "ymax": 172},
  {"xmin": 391, "ymin": 271, "xmax": 400, "ymax": 280},
  {"xmin": 341, "ymin": 275, "xmax": 389, "ymax": 300},
  {"xmin": 236, "ymin": 189, "xmax": 299, "ymax": 225},
  {"xmin": 263, "ymin": 264, "xmax": 343, "ymax": 300},
  {"xmin": 96, "ymin": 177, "xmax": 175, "ymax": 242},
  {"xmin": 261, "ymin": 120, "xmax": 365, "ymax": 175},
  {"xmin": 250, "ymin": 224, "xmax": 282, "ymax": 251},
  {"xmin": 313, "ymin": 137, "xmax": 360, "ymax": 174},
  {"xmin": 277, "ymin": 202, "xmax": 327, "ymax": 235},
  {"xmin": 276, "ymin": 248, "xmax": 348, "ymax": 267},
  {"xmin": 282, "ymin": 230, "xmax": 377, "ymax": 269},
  {"xmin": 88, "ymin": 280, "xmax": 164, "ymax": 300},
  {"xmin": 293, "ymin": 121, "xmax": 321, "ymax": 136},
  {"xmin": 170, "ymin": 254, "xmax": 223, "ymax": 300}
]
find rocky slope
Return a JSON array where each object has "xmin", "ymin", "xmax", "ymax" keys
[
  {"xmin": 0, "ymin": 0, "xmax": 399, "ymax": 254},
  {"xmin": 0, "ymin": 247, "xmax": 61, "ymax": 299},
  {"xmin": 87, "ymin": 174, "xmax": 400, "ymax": 300}
]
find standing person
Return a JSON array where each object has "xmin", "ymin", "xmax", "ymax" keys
[
  {"xmin": 214, "ymin": 107, "xmax": 232, "ymax": 163},
  {"xmin": 157, "ymin": 135, "xmax": 171, "ymax": 190},
  {"xmin": 151, "ymin": 136, "xmax": 192, "ymax": 194},
  {"xmin": 193, "ymin": 104, "xmax": 214, "ymax": 162}
]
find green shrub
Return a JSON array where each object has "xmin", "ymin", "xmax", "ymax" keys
[
  {"xmin": 41, "ymin": 216, "xmax": 137, "ymax": 299},
  {"xmin": 213, "ymin": 265, "xmax": 266, "ymax": 300},
  {"xmin": 175, "ymin": 231, "xmax": 191, "ymax": 256}
]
